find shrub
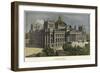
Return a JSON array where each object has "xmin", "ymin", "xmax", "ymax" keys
[{"xmin": 63, "ymin": 43, "xmax": 90, "ymax": 55}]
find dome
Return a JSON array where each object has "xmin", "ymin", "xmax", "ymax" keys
[{"xmin": 55, "ymin": 16, "xmax": 67, "ymax": 29}]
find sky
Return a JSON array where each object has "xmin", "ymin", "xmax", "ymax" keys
[{"xmin": 24, "ymin": 11, "xmax": 90, "ymax": 33}]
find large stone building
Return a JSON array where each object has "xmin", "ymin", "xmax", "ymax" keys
[
  {"xmin": 44, "ymin": 16, "xmax": 67, "ymax": 52},
  {"xmin": 26, "ymin": 16, "xmax": 88, "ymax": 52},
  {"xmin": 25, "ymin": 23, "xmax": 44, "ymax": 48}
]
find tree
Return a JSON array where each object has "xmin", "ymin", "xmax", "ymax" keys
[
  {"xmin": 43, "ymin": 47, "xmax": 56, "ymax": 56},
  {"xmin": 63, "ymin": 43, "xmax": 90, "ymax": 55}
]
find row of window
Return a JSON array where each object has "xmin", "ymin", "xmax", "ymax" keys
[
  {"xmin": 50, "ymin": 38, "xmax": 65, "ymax": 43},
  {"xmin": 55, "ymin": 34, "xmax": 65, "ymax": 37},
  {"xmin": 50, "ymin": 34, "xmax": 65, "ymax": 37},
  {"xmin": 55, "ymin": 38, "xmax": 65, "ymax": 42}
]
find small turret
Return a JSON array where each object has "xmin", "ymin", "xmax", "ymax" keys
[
  {"xmin": 74, "ymin": 25, "xmax": 76, "ymax": 30},
  {"xmin": 29, "ymin": 24, "xmax": 33, "ymax": 32},
  {"xmin": 78, "ymin": 25, "xmax": 83, "ymax": 31},
  {"xmin": 31, "ymin": 24, "xmax": 33, "ymax": 30}
]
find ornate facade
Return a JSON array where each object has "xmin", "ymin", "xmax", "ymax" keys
[
  {"xmin": 26, "ymin": 16, "xmax": 87, "ymax": 52},
  {"xmin": 44, "ymin": 16, "xmax": 67, "ymax": 52}
]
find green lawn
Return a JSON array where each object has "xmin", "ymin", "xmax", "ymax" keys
[{"xmin": 25, "ymin": 47, "xmax": 43, "ymax": 57}]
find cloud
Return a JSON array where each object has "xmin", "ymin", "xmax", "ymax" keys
[
  {"xmin": 25, "ymin": 11, "xmax": 90, "ymax": 33},
  {"xmin": 36, "ymin": 19, "xmax": 44, "ymax": 24}
]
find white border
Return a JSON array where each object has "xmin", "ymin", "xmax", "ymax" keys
[{"xmin": 18, "ymin": 5, "xmax": 96, "ymax": 68}]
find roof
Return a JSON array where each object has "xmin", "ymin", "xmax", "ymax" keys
[{"xmin": 69, "ymin": 30, "xmax": 82, "ymax": 34}]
